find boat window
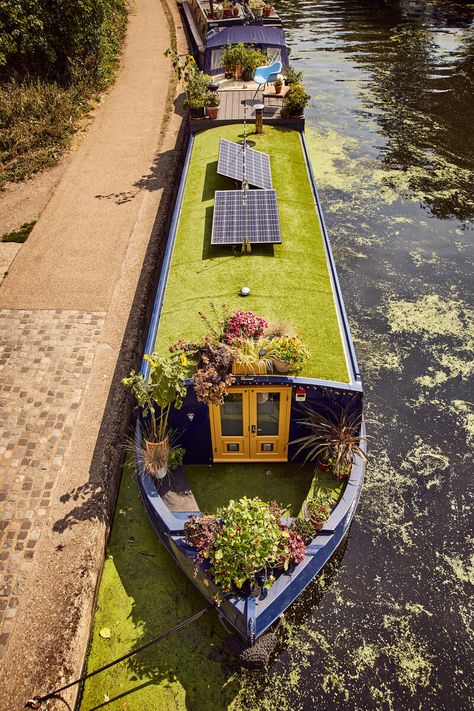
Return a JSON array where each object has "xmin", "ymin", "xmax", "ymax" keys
[
  {"xmin": 256, "ymin": 392, "xmax": 280, "ymax": 436},
  {"xmin": 220, "ymin": 393, "xmax": 243, "ymax": 437}
]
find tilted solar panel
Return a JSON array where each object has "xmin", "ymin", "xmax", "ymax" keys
[
  {"xmin": 217, "ymin": 139, "xmax": 273, "ymax": 190},
  {"xmin": 211, "ymin": 189, "xmax": 281, "ymax": 245}
]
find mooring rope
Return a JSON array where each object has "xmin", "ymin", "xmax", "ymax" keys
[{"xmin": 25, "ymin": 602, "xmax": 215, "ymax": 709}]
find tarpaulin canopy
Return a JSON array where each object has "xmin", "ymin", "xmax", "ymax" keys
[{"xmin": 204, "ymin": 26, "xmax": 289, "ymax": 75}]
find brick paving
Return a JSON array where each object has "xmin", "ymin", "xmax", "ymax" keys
[{"xmin": 0, "ymin": 309, "xmax": 105, "ymax": 655}]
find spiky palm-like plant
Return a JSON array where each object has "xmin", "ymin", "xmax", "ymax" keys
[{"xmin": 291, "ymin": 404, "xmax": 369, "ymax": 479}]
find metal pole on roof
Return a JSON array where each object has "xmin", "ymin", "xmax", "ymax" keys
[{"xmin": 241, "ymin": 102, "xmax": 251, "ymax": 254}]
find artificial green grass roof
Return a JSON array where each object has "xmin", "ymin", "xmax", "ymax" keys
[{"xmin": 155, "ymin": 125, "xmax": 349, "ymax": 383}]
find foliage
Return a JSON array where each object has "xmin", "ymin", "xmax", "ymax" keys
[
  {"xmin": 163, "ymin": 50, "xmax": 196, "ymax": 84},
  {"xmin": 0, "ymin": 0, "xmax": 127, "ymax": 86},
  {"xmin": 271, "ymin": 335, "xmax": 310, "ymax": 373},
  {"xmin": 284, "ymin": 65, "xmax": 303, "ymax": 85},
  {"xmin": 274, "ymin": 76, "xmax": 283, "ymax": 87},
  {"xmin": 164, "ymin": 49, "xmax": 211, "ymax": 110},
  {"xmin": 184, "ymin": 514, "xmax": 219, "ymax": 549},
  {"xmin": 205, "ymin": 91, "xmax": 220, "ymax": 108},
  {"xmin": 198, "ymin": 303, "xmax": 231, "ymax": 344},
  {"xmin": 249, "ymin": 0, "xmax": 266, "ymax": 8},
  {"xmin": 242, "ymin": 47, "xmax": 267, "ymax": 74},
  {"xmin": 292, "ymin": 517, "xmax": 317, "ymax": 542},
  {"xmin": 168, "ymin": 446, "xmax": 185, "ymax": 471},
  {"xmin": 291, "ymin": 403, "xmax": 368, "ymax": 479},
  {"xmin": 209, "ymin": 497, "xmax": 285, "ymax": 591},
  {"xmin": 282, "ymin": 83, "xmax": 311, "ymax": 115},
  {"xmin": 123, "ymin": 352, "xmax": 188, "ymax": 442},
  {"xmin": 232, "ymin": 336, "xmax": 276, "ymax": 374},
  {"xmin": 224, "ymin": 310, "xmax": 268, "ymax": 344},
  {"xmin": 281, "ymin": 528, "xmax": 306, "ymax": 567},
  {"xmin": 306, "ymin": 496, "xmax": 331, "ymax": 523},
  {"xmin": 266, "ymin": 319, "xmax": 295, "ymax": 339},
  {"xmin": 222, "ymin": 43, "xmax": 246, "ymax": 70},
  {"xmin": 171, "ymin": 337, "xmax": 236, "ymax": 406}
]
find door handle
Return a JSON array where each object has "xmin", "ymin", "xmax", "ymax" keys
[{"xmin": 251, "ymin": 424, "xmax": 256, "ymax": 433}]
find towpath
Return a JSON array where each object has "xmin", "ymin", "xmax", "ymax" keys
[{"xmin": 0, "ymin": 0, "xmax": 187, "ymax": 707}]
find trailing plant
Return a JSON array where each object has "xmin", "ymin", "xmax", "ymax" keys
[
  {"xmin": 271, "ymin": 335, "xmax": 309, "ymax": 373},
  {"xmin": 170, "ymin": 337, "xmax": 236, "ymax": 406},
  {"xmin": 224, "ymin": 310, "xmax": 268, "ymax": 344},
  {"xmin": 184, "ymin": 514, "xmax": 219, "ymax": 550},
  {"xmin": 291, "ymin": 403, "xmax": 369, "ymax": 480}
]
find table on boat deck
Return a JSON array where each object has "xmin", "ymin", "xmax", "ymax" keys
[{"xmin": 262, "ymin": 85, "xmax": 289, "ymax": 110}]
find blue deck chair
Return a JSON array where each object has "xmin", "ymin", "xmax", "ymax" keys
[{"xmin": 253, "ymin": 61, "xmax": 282, "ymax": 97}]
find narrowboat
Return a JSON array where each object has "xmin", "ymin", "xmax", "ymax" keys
[{"xmin": 132, "ymin": 9, "xmax": 366, "ymax": 664}]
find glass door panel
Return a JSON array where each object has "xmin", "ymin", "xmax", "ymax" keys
[
  {"xmin": 256, "ymin": 392, "xmax": 280, "ymax": 436},
  {"xmin": 209, "ymin": 388, "xmax": 250, "ymax": 460},
  {"xmin": 249, "ymin": 388, "xmax": 290, "ymax": 460},
  {"xmin": 220, "ymin": 393, "xmax": 243, "ymax": 436}
]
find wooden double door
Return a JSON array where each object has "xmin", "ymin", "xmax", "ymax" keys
[{"xmin": 210, "ymin": 386, "xmax": 291, "ymax": 462}]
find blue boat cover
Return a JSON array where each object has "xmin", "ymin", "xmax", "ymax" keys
[{"xmin": 204, "ymin": 26, "xmax": 289, "ymax": 75}]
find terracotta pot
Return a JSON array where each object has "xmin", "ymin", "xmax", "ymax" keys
[
  {"xmin": 206, "ymin": 105, "xmax": 219, "ymax": 119},
  {"xmin": 272, "ymin": 358, "xmax": 291, "ymax": 374},
  {"xmin": 232, "ymin": 6, "xmax": 240, "ymax": 16},
  {"xmin": 275, "ymin": 84, "xmax": 282, "ymax": 94},
  {"xmin": 318, "ymin": 460, "xmax": 330, "ymax": 472},
  {"xmin": 145, "ymin": 436, "xmax": 169, "ymax": 454},
  {"xmin": 234, "ymin": 64, "xmax": 243, "ymax": 81},
  {"xmin": 263, "ymin": 5, "xmax": 272, "ymax": 16},
  {"xmin": 223, "ymin": 7, "xmax": 232, "ymax": 17},
  {"xmin": 314, "ymin": 520, "xmax": 325, "ymax": 531}
]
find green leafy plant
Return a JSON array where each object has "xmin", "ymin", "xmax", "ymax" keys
[
  {"xmin": 242, "ymin": 47, "xmax": 267, "ymax": 75},
  {"xmin": 292, "ymin": 517, "xmax": 317, "ymax": 542},
  {"xmin": 209, "ymin": 497, "xmax": 286, "ymax": 591},
  {"xmin": 284, "ymin": 65, "xmax": 303, "ymax": 85},
  {"xmin": 122, "ymin": 352, "xmax": 188, "ymax": 443},
  {"xmin": 274, "ymin": 76, "xmax": 283, "ymax": 88},
  {"xmin": 222, "ymin": 43, "xmax": 246, "ymax": 71},
  {"xmin": 291, "ymin": 403, "xmax": 368, "ymax": 480},
  {"xmin": 168, "ymin": 445, "xmax": 185, "ymax": 470},
  {"xmin": 205, "ymin": 91, "xmax": 220, "ymax": 108},
  {"xmin": 282, "ymin": 83, "xmax": 311, "ymax": 116},
  {"xmin": 271, "ymin": 335, "xmax": 309, "ymax": 373}
]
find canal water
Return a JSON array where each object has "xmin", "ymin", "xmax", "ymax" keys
[{"xmin": 81, "ymin": 1, "xmax": 473, "ymax": 709}]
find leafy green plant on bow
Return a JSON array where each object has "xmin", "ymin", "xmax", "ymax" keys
[{"xmin": 209, "ymin": 497, "xmax": 286, "ymax": 592}]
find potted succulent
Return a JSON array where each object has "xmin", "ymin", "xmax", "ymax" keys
[
  {"xmin": 249, "ymin": 0, "xmax": 265, "ymax": 18},
  {"xmin": 282, "ymin": 82, "xmax": 311, "ymax": 117},
  {"xmin": 205, "ymin": 90, "xmax": 220, "ymax": 119},
  {"xmin": 271, "ymin": 335, "xmax": 309, "ymax": 374},
  {"xmin": 291, "ymin": 403, "xmax": 369, "ymax": 480},
  {"xmin": 274, "ymin": 76, "xmax": 283, "ymax": 94}
]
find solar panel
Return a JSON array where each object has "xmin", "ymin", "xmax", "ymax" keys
[
  {"xmin": 218, "ymin": 139, "xmax": 273, "ymax": 190},
  {"xmin": 211, "ymin": 190, "xmax": 281, "ymax": 245}
]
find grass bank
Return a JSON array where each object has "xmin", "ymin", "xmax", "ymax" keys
[{"xmin": 0, "ymin": 1, "xmax": 127, "ymax": 188}]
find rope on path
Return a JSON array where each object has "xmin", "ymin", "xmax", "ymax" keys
[{"xmin": 25, "ymin": 602, "xmax": 215, "ymax": 709}]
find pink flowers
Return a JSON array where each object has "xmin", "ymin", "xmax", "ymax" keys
[{"xmin": 224, "ymin": 310, "xmax": 268, "ymax": 344}]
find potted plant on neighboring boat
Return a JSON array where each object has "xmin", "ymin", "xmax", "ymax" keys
[
  {"xmin": 291, "ymin": 403, "xmax": 369, "ymax": 481},
  {"xmin": 263, "ymin": 2, "xmax": 273, "ymax": 17},
  {"xmin": 271, "ymin": 335, "xmax": 309, "ymax": 374},
  {"xmin": 282, "ymin": 82, "xmax": 311, "ymax": 117},
  {"xmin": 123, "ymin": 352, "xmax": 188, "ymax": 478},
  {"xmin": 274, "ymin": 76, "xmax": 283, "ymax": 94},
  {"xmin": 222, "ymin": 0, "xmax": 233, "ymax": 17},
  {"xmin": 205, "ymin": 90, "xmax": 220, "ymax": 119},
  {"xmin": 249, "ymin": 0, "xmax": 265, "ymax": 18},
  {"xmin": 232, "ymin": 2, "xmax": 240, "ymax": 16},
  {"xmin": 222, "ymin": 43, "xmax": 246, "ymax": 81}
]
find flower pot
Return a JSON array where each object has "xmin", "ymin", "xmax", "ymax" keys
[
  {"xmin": 275, "ymin": 84, "xmax": 282, "ymax": 95},
  {"xmin": 253, "ymin": 8, "xmax": 264, "ymax": 18},
  {"xmin": 318, "ymin": 459, "xmax": 330, "ymax": 472},
  {"xmin": 206, "ymin": 106, "xmax": 219, "ymax": 120},
  {"xmin": 233, "ymin": 361, "xmax": 268, "ymax": 375},
  {"xmin": 224, "ymin": 66, "xmax": 232, "ymax": 79},
  {"xmin": 223, "ymin": 7, "xmax": 232, "ymax": 17},
  {"xmin": 263, "ymin": 5, "xmax": 272, "ymax": 16},
  {"xmin": 145, "ymin": 436, "xmax": 169, "ymax": 455},
  {"xmin": 189, "ymin": 106, "xmax": 206, "ymax": 119},
  {"xmin": 234, "ymin": 64, "xmax": 243, "ymax": 81},
  {"xmin": 272, "ymin": 358, "xmax": 291, "ymax": 374},
  {"xmin": 242, "ymin": 68, "xmax": 252, "ymax": 82},
  {"xmin": 232, "ymin": 6, "xmax": 240, "ymax": 16},
  {"xmin": 314, "ymin": 520, "xmax": 325, "ymax": 531}
]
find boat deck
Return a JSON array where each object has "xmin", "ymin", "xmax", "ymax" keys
[
  {"xmin": 154, "ymin": 125, "xmax": 350, "ymax": 385},
  {"xmin": 190, "ymin": 88, "xmax": 304, "ymax": 133}
]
